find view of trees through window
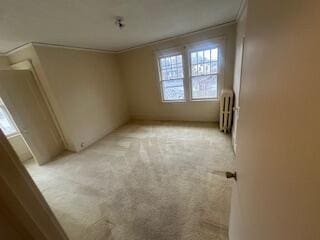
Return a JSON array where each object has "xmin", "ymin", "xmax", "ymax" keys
[
  {"xmin": 159, "ymin": 54, "xmax": 185, "ymax": 101},
  {"xmin": 190, "ymin": 48, "xmax": 218, "ymax": 99},
  {"xmin": 158, "ymin": 47, "xmax": 219, "ymax": 101}
]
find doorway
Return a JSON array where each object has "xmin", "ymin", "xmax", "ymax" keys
[{"xmin": 0, "ymin": 70, "xmax": 64, "ymax": 165}]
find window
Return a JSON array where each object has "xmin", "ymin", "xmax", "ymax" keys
[
  {"xmin": 0, "ymin": 99, "xmax": 18, "ymax": 136},
  {"xmin": 158, "ymin": 54, "xmax": 185, "ymax": 101},
  {"xmin": 190, "ymin": 48, "xmax": 218, "ymax": 99},
  {"xmin": 156, "ymin": 40, "xmax": 223, "ymax": 102}
]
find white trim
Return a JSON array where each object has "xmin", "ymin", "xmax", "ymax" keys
[
  {"xmin": 10, "ymin": 60, "xmax": 68, "ymax": 149},
  {"xmin": 154, "ymin": 37, "xmax": 226, "ymax": 104},
  {"xmin": 1, "ymin": 20, "xmax": 237, "ymax": 55},
  {"xmin": 10, "ymin": 60, "xmax": 33, "ymax": 70},
  {"xmin": 236, "ymin": 0, "xmax": 247, "ymax": 21},
  {"xmin": 186, "ymin": 38, "xmax": 226, "ymax": 102},
  {"xmin": 5, "ymin": 42, "xmax": 114, "ymax": 56},
  {"xmin": 156, "ymin": 52, "xmax": 187, "ymax": 103},
  {"xmin": 5, "ymin": 43, "xmax": 34, "ymax": 55},
  {"xmin": 31, "ymin": 42, "xmax": 116, "ymax": 54}
]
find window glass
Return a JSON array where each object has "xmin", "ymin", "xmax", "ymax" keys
[
  {"xmin": 192, "ymin": 75, "xmax": 218, "ymax": 99},
  {"xmin": 159, "ymin": 54, "xmax": 185, "ymax": 101},
  {"xmin": 157, "ymin": 43, "xmax": 221, "ymax": 102},
  {"xmin": 190, "ymin": 48, "xmax": 219, "ymax": 99},
  {"xmin": 162, "ymin": 79, "xmax": 185, "ymax": 101},
  {"xmin": 0, "ymin": 105, "xmax": 18, "ymax": 136}
]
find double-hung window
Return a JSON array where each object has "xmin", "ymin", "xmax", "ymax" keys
[
  {"xmin": 158, "ymin": 54, "xmax": 185, "ymax": 101},
  {"xmin": 190, "ymin": 48, "xmax": 219, "ymax": 99},
  {"xmin": 0, "ymin": 98, "xmax": 18, "ymax": 137},
  {"xmin": 157, "ymin": 40, "xmax": 222, "ymax": 102}
]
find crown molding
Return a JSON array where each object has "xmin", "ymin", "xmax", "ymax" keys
[
  {"xmin": 117, "ymin": 20, "xmax": 237, "ymax": 54},
  {"xmin": 1, "ymin": 20, "xmax": 237, "ymax": 56},
  {"xmin": 3, "ymin": 42, "xmax": 115, "ymax": 56},
  {"xmin": 236, "ymin": 0, "xmax": 247, "ymax": 21},
  {"xmin": 4, "ymin": 43, "xmax": 33, "ymax": 56},
  {"xmin": 31, "ymin": 42, "xmax": 116, "ymax": 54}
]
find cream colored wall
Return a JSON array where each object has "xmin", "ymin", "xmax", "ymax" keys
[
  {"xmin": 8, "ymin": 134, "xmax": 33, "ymax": 162},
  {"xmin": 6, "ymin": 25, "xmax": 234, "ymax": 155},
  {"xmin": 229, "ymin": 0, "xmax": 320, "ymax": 239},
  {"xmin": 9, "ymin": 46, "xmax": 129, "ymax": 152},
  {"xmin": 117, "ymin": 23, "xmax": 236, "ymax": 122},
  {"xmin": 0, "ymin": 56, "xmax": 10, "ymax": 69}
]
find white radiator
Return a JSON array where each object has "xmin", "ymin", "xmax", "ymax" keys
[{"xmin": 219, "ymin": 89, "xmax": 234, "ymax": 133}]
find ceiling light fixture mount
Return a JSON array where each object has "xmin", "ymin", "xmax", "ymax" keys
[{"xmin": 115, "ymin": 16, "xmax": 125, "ymax": 29}]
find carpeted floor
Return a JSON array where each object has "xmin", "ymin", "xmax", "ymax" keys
[{"xmin": 24, "ymin": 121, "xmax": 234, "ymax": 240}]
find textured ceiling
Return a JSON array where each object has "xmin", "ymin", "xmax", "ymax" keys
[{"xmin": 0, "ymin": 0, "xmax": 241, "ymax": 53}]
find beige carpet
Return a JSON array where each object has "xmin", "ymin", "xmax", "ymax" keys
[{"xmin": 24, "ymin": 121, "xmax": 234, "ymax": 240}]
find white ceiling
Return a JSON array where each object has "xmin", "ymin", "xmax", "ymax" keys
[{"xmin": 0, "ymin": 0, "xmax": 241, "ymax": 53}]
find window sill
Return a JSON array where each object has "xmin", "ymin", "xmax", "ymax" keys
[
  {"xmin": 161, "ymin": 100, "xmax": 187, "ymax": 104},
  {"xmin": 161, "ymin": 98, "xmax": 219, "ymax": 103},
  {"xmin": 191, "ymin": 98, "xmax": 219, "ymax": 102}
]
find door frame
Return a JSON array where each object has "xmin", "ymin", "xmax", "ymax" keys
[
  {"xmin": 232, "ymin": 36, "xmax": 246, "ymax": 153},
  {"xmin": 0, "ymin": 129, "xmax": 69, "ymax": 239},
  {"xmin": 11, "ymin": 60, "xmax": 67, "ymax": 148}
]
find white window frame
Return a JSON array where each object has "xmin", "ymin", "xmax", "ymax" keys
[
  {"xmin": 156, "ymin": 47, "xmax": 187, "ymax": 103},
  {"xmin": 187, "ymin": 44, "xmax": 222, "ymax": 101},
  {"xmin": 0, "ymin": 99, "xmax": 19, "ymax": 137},
  {"xmin": 155, "ymin": 38, "xmax": 225, "ymax": 103}
]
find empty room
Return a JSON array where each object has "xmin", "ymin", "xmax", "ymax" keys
[{"xmin": 1, "ymin": 0, "xmax": 320, "ymax": 240}]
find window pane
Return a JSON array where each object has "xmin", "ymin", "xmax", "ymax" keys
[
  {"xmin": 0, "ymin": 107, "xmax": 17, "ymax": 136},
  {"xmin": 165, "ymin": 58, "xmax": 170, "ymax": 66},
  {"xmin": 177, "ymin": 55, "xmax": 182, "ymax": 64},
  {"xmin": 211, "ymin": 48, "xmax": 218, "ymax": 61},
  {"xmin": 210, "ymin": 61, "xmax": 218, "ymax": 74},
  {"xmin": 177, "ymin": 68, "xmax": 183, "ymax": 78},
  {"xmin": 159, "ymin": 55, "xmax": 184, "ymax": 81},
  {"xmin": 162, "ymin": 79, "xmax": 185, "ymax": 101},
  {"xmin": 160, "ymin": 58, "xmax": 166, "ymax": 68},
  {"xmin": 192, "ymin": 75, "xmax": 217, "ymax": 99},
  {"xmin": 204, "ymin": 50, "xmax": 211, "ymax": 62},
  {"xmin": 204, "ymin": 63, "xmax": 210, "ymax": 75},
  {"xmin": 191, "ymin": 52, "xmax": 197, "ymax": 64},
  {"xmin": 190, "ymin": 47, "xmax": 219, "ymax": 99},
  {"xmin": 161, "ymin": 69, "xmax": 168, "ymax": 80},
  {"xmin": 191, "ymin": 48, "xmax": 219, "ymax": 77},
  {"xmin": 197, "ymin": 63, "xmax": 204, "ymax": 75},
  {"xmin": 159, "ymin": 54, "xmax": 185, "ymax": 101},
  {"xmin": 170, "ymin": 56, "xmax": 176, "ymax": 66},
  {"xmin": 197, "ymin": 51, "xmax": 204, "ymax": 63},
  {"xmin": 192, "ymin": 65, "xmax": 197, "ymax": 76}
]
